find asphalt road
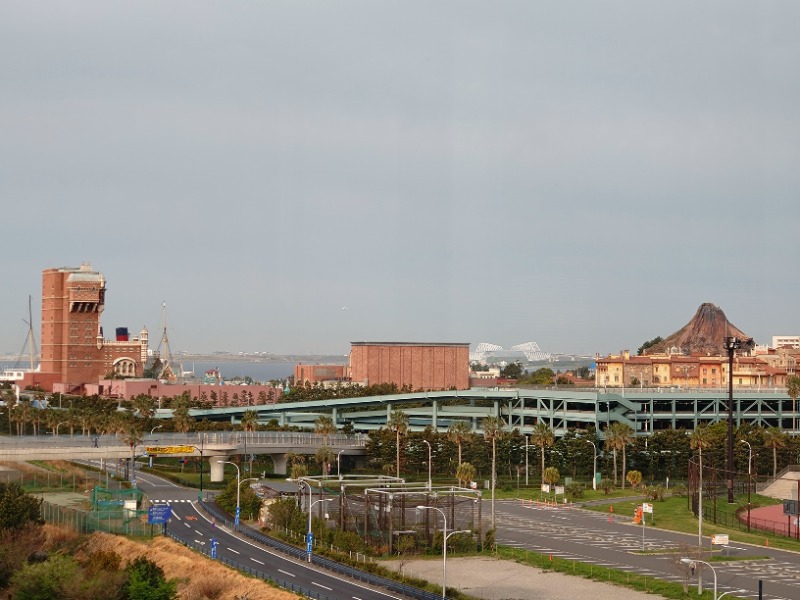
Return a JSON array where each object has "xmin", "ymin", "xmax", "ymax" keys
[
  {"xmin": 132, "ymin": 469, "xmax": 409, "ymax": 600},
  {"xmin": 493, "ymin": 499, "xmax": 800, "ymax": 600}
]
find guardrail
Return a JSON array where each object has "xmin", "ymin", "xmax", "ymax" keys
[
  {"xmin": 199, "ymin": 501, "xmax": 443, "ymax": 600},
  {"xmin": 165, "ymin": 528, "xmax": 337, "ymax": 600}
]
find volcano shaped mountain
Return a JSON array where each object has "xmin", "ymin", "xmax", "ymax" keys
[{"xmin": 644, "ymin": 303, "xmax": 750, "ymax": 356}]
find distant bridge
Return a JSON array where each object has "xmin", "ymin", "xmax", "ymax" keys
[{"xmin": 0, "ymin": 431, "xmax": 366, "ymax": 478}]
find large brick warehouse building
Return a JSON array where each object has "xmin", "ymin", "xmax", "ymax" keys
[{"xmin": 348, "ymin": 341, "xmax": 470, "ymax": 391}]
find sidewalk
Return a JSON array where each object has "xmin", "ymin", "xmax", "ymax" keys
[{"xmin": 384, "ymin": 556, "xmax": 667, "ymax": 600}]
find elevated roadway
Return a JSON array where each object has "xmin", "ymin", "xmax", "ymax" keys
[
  {"xmin": 163, "ymin": 387, "xmax": 795, "ymax": 438},
  {"xmin": 0, "ymin": 431, "xmax": 366, "ymax": 478}
]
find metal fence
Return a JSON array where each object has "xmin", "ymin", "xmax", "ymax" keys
[
  {"xmin": 40, "ymin": 499, "xmax": 152, "ymax": 536},
  {"xmin": 0, "ymin": 467, "xmax": 127, "ymax": 491}
]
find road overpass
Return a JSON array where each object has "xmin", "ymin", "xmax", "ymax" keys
[
  {"xmin": 165, "ymin": 387, "xmax": 797, "ymax": 438},
  {"xmin": 0, "ymin": 431, "xmax": 367, "ymax": 478}
]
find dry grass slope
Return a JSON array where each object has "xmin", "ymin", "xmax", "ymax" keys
[{"xmin": 81, "ymin": 531, "xmax": 299, "ymax": 600}]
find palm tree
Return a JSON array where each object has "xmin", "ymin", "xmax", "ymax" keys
[
  {"xmin": 605, "ymin": 423, "xmax": 634, "ymax": 488},
  {"xmin": 447, "ymin": 420, "xmax": 471, "ymax": 466},
  {"xmin": 315, "ymin": 446, "xmax": 335, "ymax": 476},
  {"xmin": 388, "ymin": 409, "xmax": 409, "ymax": 479},
  {"xmin": 455, "ymin": 461, "xmax": 476, "ymax": 487},
  {"xmin": 117, "ymin": 416, "xmax": 144, "ymax": 484},
  {"xmin": 763, "ymin": 426, "xmax": 787, "ymax": 478},
  {"xmin": 788, "ymin": 375, "xmax": 800, "ymax": 433},
  {"xmin": 240, "ymin": 409, "xmax": 259, "ymax": 432},
  {"xmin": 530, "ymin": 422, "xmax": 554, "ymax": 484},
  {"xmin": 315, "ymin": 415, "xmax": 336, "ymax": 445},
  {"xmin": 482, "ymin": 416, "xmax": 505, "ymax": 529},
  {"xmin": 172, "ymin": 400, "xmax": 195, "ymax": 434}
]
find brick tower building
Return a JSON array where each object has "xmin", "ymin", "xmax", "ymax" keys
[{"xmin": 38, "ymin": 264, "xmax": 148, "ymax": 392}]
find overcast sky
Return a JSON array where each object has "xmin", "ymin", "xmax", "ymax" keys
[{"xmin": 1, "ymin": 1, "xmax": 798, "ymax": 359}]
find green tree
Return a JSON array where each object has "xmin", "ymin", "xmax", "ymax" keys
[
  {"xmin": 626, "ymin": 469, "xmax": 643, "ymax": 488},
  {"xmin": 388, "ymin": 409, "xmax": 409, "ymax": 479},
  {"xmin": 788, "ymin": 375, "xmax": 800, "ymax": 432},
  {"xmin": 240, "ymin": 409, "xmax": 258, "ymax": 432},
  {"xmin": 482, "ymin": 416, "xmax": 505, "ymax": 529},
  {"xmin": 455, "ymin": 461, "xmax": 476, "ymax": 487},
  {"xmin": 690, "ymin": 424, "xmax": 714, "ymax": 485},
  {"xmin": 763, "ymin": 426, "xmax": 787, "ymax": 478},
  {"xmin": 543, "ymin": 466, "xmax": 560, "ymax": 486},
  {"xmin": 605, "ymin": 423, "xmax": 634, "ymax": 488},
  {"xmin": 530, "ymin": 422, "xmax": 554, "ymax": 483},
  {"xmin": 447, "ymin": 420, "xmax": 471, "ymax": 466},
  {"xmin": 0, "ymin": 482, "xmax": 42, "ymax": 531},
  {"xmin": 500, "ymin": 361, "xmax": 523, "ymax": 379},
  {"xmin": 315, "ymin": 446, "xmax": 335, "ymax": 476},
  {"xmin": 314, "ymin": 415, "xmax": 336, "ymax": 445},
  {"xmin": 121, "ymin": 557, "xmax": 178, "ymax": 600},
  {"xmin": 637, "ymin": 336, "xmax": 664, "ymax": 355},
  {"xmin": 10, "ymin": 554, "xmax": 79, "ymax": 600},
  {"xmin": 171, "ymin": 400, "xmax": 194, "ymax": 434}
]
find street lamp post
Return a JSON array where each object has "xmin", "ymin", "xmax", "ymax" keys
[
  {"xmin": 586, "ymin": 440, "xmax": 597, "ymax": 491},
  {"xmin": 54, "ymin": 422, "xmax": 66, "ymax": 436},
  {"xmin": 423, "ymin": 439, "xmax": 432, "ymax": 489},
  {"xmin": 681, "ymin": 558, "xmax": 717, "ymax": 599},
  {"xmin": 740, "ymin": 439, "xmax": 752, "ymax": 532},
  {"xmin": 218, "ymin": 460, "xmax": 241, "ymax": 527},
  {"xmin": 724, "ymin": 336, "xmax": 753, "ymax": 504},
  {"xmin": 417, "ymin": 505, "xmax": 470, "ymax": 599},
  {"xmin": 308, "ymin": 495, "xmax": 332, "ymax": 563},
  {"xmin": 337, "ymin": 449, "xmax": 345, "ymax": 478},
  {"xmin": 525, "ymin": 435, "xmax": 529, "ymax": 486},
  {"xmin": 150, "ymin": 425, "xmax": 163, "ymax": 436}
]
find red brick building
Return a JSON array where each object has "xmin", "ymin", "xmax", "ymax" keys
[
  {"xmin": 28, "ymin": 265, "xmax": 149, "ymax": 393},
  {"xmin": 349, "ymin": 342, "xmax": 470, "ymax": 391},
  {"xmin": 294, "ymin": 363, "xmax": 349, "ymax": 386}
]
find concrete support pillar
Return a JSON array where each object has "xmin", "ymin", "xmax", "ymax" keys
[
  {"xmin": 432, "ymin": 401, "xmax": 438, "ymax": 432},
  {"xmin": 271, "ymin": 453, "xmax": 288, "ymax": 475},
  {"xmin": 208, "ymin": 456, "xmax": 229, "ymax": 482}
]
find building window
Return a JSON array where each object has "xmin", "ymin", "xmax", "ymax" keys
[
  {"xmin": 703, "ymin": 368, "xmax": 707, "ymax": 375},
  {"xmin": 712, "ymin": 368, "xmax": 716, "ymax": 374},
  {"xmin": 614, "ymin": 375, "xmax": 619, "ymax": 383},
  {"xmin": 703, "ymin": 378, "xmax": 707, "ymax": 384}
]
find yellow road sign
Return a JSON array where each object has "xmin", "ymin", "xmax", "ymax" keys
[{"xmin": 144, "ymin": 445, "xmax": 195, "ymax": 455}]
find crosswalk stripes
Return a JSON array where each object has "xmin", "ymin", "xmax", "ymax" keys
[{"xmin": 152, "ymin": 499, "xmax": 194, "ymax": 504}]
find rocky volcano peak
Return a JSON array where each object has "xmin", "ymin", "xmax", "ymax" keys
[{"xmin": 644, "ymin": 303, "xmax": 750, "ymax": 356}]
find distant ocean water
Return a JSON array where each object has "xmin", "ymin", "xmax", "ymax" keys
[{"xmin": 180, "ymin": 360, "xmax": 296, "ymax": 383}]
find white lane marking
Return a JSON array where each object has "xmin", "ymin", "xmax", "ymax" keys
[
  {"xmin": 227, "ymin": 548, "xmax": 240, "ymax": 554},
  {"xmin": 195, "ymin": 530, "xmax": 204, "ymax": 536},
  {"xmin": 353, "ymin": 597, "xmax": 364, "ymax": 600},
  {"xmin": 312, "ymin": 582, "xmax": 333, "ymax": 591},
  {"xmin": 278, "ymin": 569, "xmax": 295, "ymax": 578},
  {"xmin": 250, "ymin": 558, "xmax": 265, "ymax": 565},
  {"xmin": 184, "ymin": 522, "xmax": 191, "ymax": 528}
]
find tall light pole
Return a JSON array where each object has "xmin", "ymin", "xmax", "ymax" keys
[
  {"xmin": 586, "ymin": 439, "xmax": 597, "ymax": 491},
  {"xmin": 337, "ymin": 449, "xmax": 345, "ymax": 478},
  {"xmin": 150, "ymin": 424, "xmax": 163, "ymax": 436},
  {"xmin": 724, "ymin": 336, "xmax": 753, "ymax": 504},
  {"xmin": 740, "ymin": 439, "xmax": 752, "ymax": 532},
  {"xmin": 417, "ymin": 505, "xmax": 470, "ymax": 599},
  {"xmin": 218, "ymin": 460, "xmax": 241, "ymax": 527},
  {"xmin": 681, "ymin": 558, "xmax": 716, "ymax": 599},
  {"xmin": 423, "ymin": 439, "xmax": 432, "ymax": 489},
  {"xmin": 308, "ymin": 495, "xmax": 332, "ymax": 563},
  {"xmin": 54, "ymin": 422, "xmax": 66, "ymax": 436},
  {"xmin": 525, "ymin": 435, "xmax": 529, "ymax": 486}
]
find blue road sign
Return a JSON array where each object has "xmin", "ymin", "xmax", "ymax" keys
[
  {"xmin": 148, "ymin": 505, "xmax": 173, "ymax": 525},
  {"xmin": 306, "ymin": 532, "xmax": 314, "ymax": 554},
  {"xmin": 210, "ymin": 537, "xmax": 218, "ymax": 559},
  {"xmin": 235, "ymin": 505, "xmax": 240, "ymax": 526}
]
